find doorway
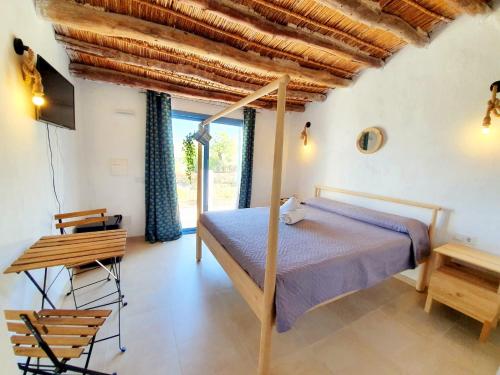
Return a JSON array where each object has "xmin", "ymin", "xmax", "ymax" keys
[{"xmin": 172, "ymin": 110, "xmax": 243, "ymax": 232}]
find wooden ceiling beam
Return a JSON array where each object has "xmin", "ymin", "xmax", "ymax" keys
[
  {"xmin": 60, "ymin": 33, "xmax": 327, "ymax": 92},
  {"xmin": 35, "ymin": 0, "xmax": 350, "ymax": 88},
  {"xmin": 442, "ymin": 0, "xmax": 490, "ymax": 15},
  {"xmin": 56, "ymin": 35, "xmax": 325, "ymax": 102},
  {"xmin": 316, "ymin": 0, "xmax": 429, "ymax": 46},
  {"xmin": 251, "ymin": 0, "xmax": 391, "ymax": 57},
  {"xmin": 132, "ymin": 0, "xmax": 355, "ymax": 78},
  {"xmin": 69, "ymin": 63, "xmax": 305, "ymax": 112},
  {"xmin": 177, "ymin": 0, "xmax": 383, "ymax": 68},
  {"xmin": 399, "ymin": 0, "xmax": 452, "ymax": 22}
]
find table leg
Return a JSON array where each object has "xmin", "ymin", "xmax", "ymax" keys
[
  {"xmin": 480, "ymin": 321, "xmax": 492, "ymax": 342},
  {"xmin": 114, "ymin": 258, "xmax": 126, "ymax": 352},
  {"xmin": 91, "ymin": 258, "xmax": 127, "ymax": 353},
  {"xmin": 24, "ymin": 270, "xmax": 56, "ymax": 309},
  {"xmin": 424, "ymin": 294, "xmax": 433, "ymax": 313}
]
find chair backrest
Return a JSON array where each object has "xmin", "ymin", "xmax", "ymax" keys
[{"xmin": 54, "ymin": 208, "xmax": 107, "ymax": 234}]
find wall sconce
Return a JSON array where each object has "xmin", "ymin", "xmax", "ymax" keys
[
  {"xmin": 482, "ymin": 81, "xmax": 500, "ymax": 134},
  {"xmin": 13, "ymin": 38, "xmax": 45, "ymax": 107},
  {"xmin": 300, "ymin": 122, "xmax": 311, "ymax": 146}
]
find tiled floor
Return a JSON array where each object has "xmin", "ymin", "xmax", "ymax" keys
[{"xmin": 66, "ymin": 235, "xmax": 500, "ymax": 375}]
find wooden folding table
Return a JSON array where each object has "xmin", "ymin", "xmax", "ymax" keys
[{"xmin": 5, "ymin": 229, "xmax": 128, "ymax": 351}]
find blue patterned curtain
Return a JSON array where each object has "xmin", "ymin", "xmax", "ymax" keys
[
  {"xmin": 145, "ymin": 91, "xmax": 182, "ymax": 242},
  {"xmin": 238, "ymin": 107, "xmax": 256, "ymax": 209}
]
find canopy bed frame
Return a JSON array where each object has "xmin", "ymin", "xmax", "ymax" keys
[{"xmin": 193, "ymin": 75, "xmax": 442, "ymax": 375}]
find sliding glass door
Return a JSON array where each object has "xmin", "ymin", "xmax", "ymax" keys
[
  {"xmin": 207, "ymin": 122, "xmax": 243, "ymax": 212},
  {"xmin": 172, "ymin": 111, "xmax": 243, "ymax": 231}
]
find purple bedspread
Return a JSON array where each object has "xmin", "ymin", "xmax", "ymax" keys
[{"xmin": 199, "ymin": 197, "xmax": 430, "ymax": 332}]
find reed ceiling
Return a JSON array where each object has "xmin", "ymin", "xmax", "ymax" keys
[{"xmin": 36, "ymin": 0, "xmax": 491, "ymax": 111}]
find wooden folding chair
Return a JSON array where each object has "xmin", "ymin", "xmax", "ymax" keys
[
  {"xmin": 54, "ymin": 209, "xmax": 108, "ymax": 235},
  {"xmin": 5, "ymin": 309, "xmax": 116, "ymax": 375},
  {"xmin": 54, "ymin": 209, "xmax": 123, "ymax": 310}
]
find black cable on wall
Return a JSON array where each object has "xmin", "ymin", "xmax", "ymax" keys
[{"xmin": 46, "ymin": 123, "xmax": 62, "ymax": 214}]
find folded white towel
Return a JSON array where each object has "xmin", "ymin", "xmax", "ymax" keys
[
  {"xmin": 280, "ymin": 197, "xmax": 300, "ymax": 214},
  {"xmin": 280, "ymin": 208, "xmax": 306, "ymax": 225}
]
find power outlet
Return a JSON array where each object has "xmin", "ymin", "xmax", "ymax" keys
[{"xmin": 451, "ymin": 233, "xmax": 474, "ymax": 245}]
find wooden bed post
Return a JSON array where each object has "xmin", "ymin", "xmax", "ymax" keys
[
  {"xmin": 196, "ymin": 142, "xmax": 203, "ymax": 262},
  {"xmin": 257, "ymin": 74, "xmax": 290, "ymax": 375},
  {"xmin": 416, "ymin": 208, "xmax": 438, "ymax": 292}
]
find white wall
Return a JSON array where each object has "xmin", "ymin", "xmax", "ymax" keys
[
  {"xmin": 0, "ymin": 1, "xmax": 84, "ymax": 372},
  {"xmin": 77, "ymin": 79, "xmax": 292, "ymax": 236},
  {"xmin": 285, "ymin": 9, "xmax": 500, "ymax": 256}
]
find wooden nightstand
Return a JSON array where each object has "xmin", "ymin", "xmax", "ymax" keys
[{"xmin": 425, "ymin": 243, "xmax": 500, "ymax": 342}]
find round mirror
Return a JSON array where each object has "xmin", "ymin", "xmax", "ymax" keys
[{"xmin": 356, "ymin": 127, "xmax": 384, "ymax": 154}]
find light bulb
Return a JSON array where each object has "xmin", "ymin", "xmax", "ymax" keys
[{"xmin": 32, "ymin": 94, "xmax": 45, "ymax": 107}]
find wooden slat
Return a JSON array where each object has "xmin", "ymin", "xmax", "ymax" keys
[
  {"xmin": 4, "ymin": 310, "xmax": 39, "ymax": 321},
  {"xmin": 22, "ymin": 241, "xmax": 126, "ymax": 258},
  {"xmin": 55, "ymin": 216, "xmax": 106, "ymax": 229},
  {"xmin": 12, "ymin": 246, "xmax": 125, "ymax": 266},
  {"xmin": 38, "ymin": 229, "xmax": 126, "ymax": 241},
  {"xmin": 27, "ymin": 237, "xmax": 125, "ymax": 250},
  {"xmin": 37, "ymin": 317, "xmax": 106, "ymax": 326},
  {"xmin": 24, "ymin": 244, "xmax": 125, "ymax": 259},
  {"xmin": 33, "ymin": 233, "xmax": 126, "ymax": 247},
  {"xmin": 435, "ymin": 244, "xmax": 500, "ymax": 274},
  {"xmin": 54, "ymin": 208, "xmax": 106, "ymax": 220},
  {"xmin": 11, "ymin": 335, "xmax": 91, "ymax": 347},
  {"xmin": 5, "ymin": 249, "xmax": 124, "ymax": 273},
  {"xmin": 316, "ymin": 185, "xmax": 442, "ymax": 210},
  {"xmin": 13, "ymin": 346, "xmax": 84, "ymax": 359},
  {"xmin": 39, "ymin": 309, "xmax": 111, "ymax": 318},
  {"xmin": 7, "ymin": 322, "xmax": 97, "ymax": 336}
]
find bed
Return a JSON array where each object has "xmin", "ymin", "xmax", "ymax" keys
[
  {"xmin": 193, "ymin": 75, "xmax": 441, "ymax": 375},
  {"xmin": 200, "ymin": 196, "xmax": 431, "ymax": 333}
]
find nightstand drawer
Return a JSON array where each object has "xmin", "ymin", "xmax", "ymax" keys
[{"xmin": 428, "ymin": 265, "xmax": 500, "ymax": 323}]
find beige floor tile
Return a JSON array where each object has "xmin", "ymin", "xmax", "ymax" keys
[
  {"xmin": 293, "ymin": 304, "xmax": 345, "ymax": 345},
  {"xmin": 309, "ymin": 327, "xmax": 400, "ymax": 373},
  {"xmin": 351, "ymin": 309, "xmax": 429, "ymax": 359},
  {"xmin": 270, "ymin": 346, "xmax": 333, "ymax": 375},
  {"xmin": 380, "ymin": 290, "xmax": 461, "ymax": 340}
]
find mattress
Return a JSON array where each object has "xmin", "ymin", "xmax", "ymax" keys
[{"xmin": 199, "ymin": 197, "xmax": 430, "ymax": 332}]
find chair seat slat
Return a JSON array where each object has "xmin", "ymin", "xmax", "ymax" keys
[
  {"xmin": 14, "ymin": 346, "xmax": 84, "ymax": 359},
  {"xmin": 11, "ymin": 335, "xmax": 91, "ymax": 347}
]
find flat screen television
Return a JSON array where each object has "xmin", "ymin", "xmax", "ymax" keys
[{"xmin": 36, "ymin": 55, "xmax": 75, "ymax": 130}]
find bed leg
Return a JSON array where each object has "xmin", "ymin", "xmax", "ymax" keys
[
  {"xmin": 257, "ymin": 317, "xmax": 273, "ymax": 375},
  {"xmin": 196, "ymin": 232, "xmax": 202, "ymax": 262},
  {"xmin": 416, "ymin": 259, "xmax": 429, "ymax": 292}
]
